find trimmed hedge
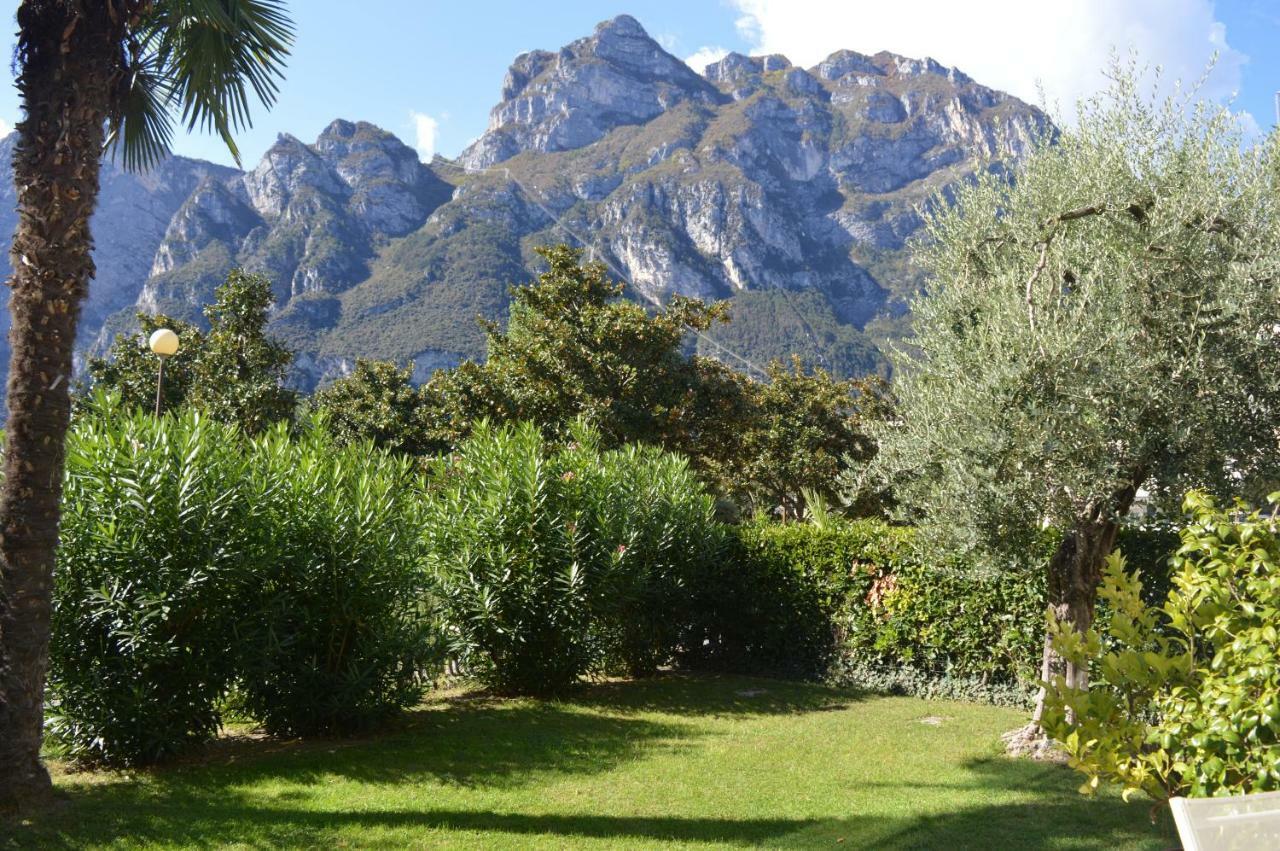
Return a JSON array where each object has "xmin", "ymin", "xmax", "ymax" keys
[{"xmin": 682, "ymin": 518, "xmax": 1178, "ymax": 700}]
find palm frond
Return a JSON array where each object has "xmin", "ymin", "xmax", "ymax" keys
[
  {"xmin": 105, "ymin": 54, "xmax": 176, "ymax": 172},
  {"xmin": 112, "ymin": 0, "xmax": 293, "ymax": 170}
]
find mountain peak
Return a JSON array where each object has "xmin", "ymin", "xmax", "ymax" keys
[
  {"xmin": 595, "ymin": 13, "xmax": 646, "ymax": 38},
  {"xmin": 459, "ymin": 15, "xmax": 720, "ymax": 169},
  {"xmin": 320, "ymin": 118, "xmax": 359, "ymax": 139}
]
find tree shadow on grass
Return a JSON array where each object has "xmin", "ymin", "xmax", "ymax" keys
[
  {"xmin": 562, "ymin": 672, "xmax": 864, "ymax": 717},
  {"xmin": 7, "ymin": 772, "xmax": 1170, "ymax": 851},
  {"xmin": 183, "ymin": 701, "xmax": 698, "ymax": 790},
  {"xmin": 5, "ymin": 679, "xmax": 1171, "ymax": 850}
]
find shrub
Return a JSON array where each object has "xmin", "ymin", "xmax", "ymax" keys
[
  {"xmin": 425, "ymin": 422, "xmax": 597, "ymax": 694},
  {"xmin": 684, "ymin": 519, "xmax": 1177, "ymax": 696},
  {"xmin": 681, "ymin": 519, "xmax": 903, "ymax": 678},
  {"xmin": 48, "ymin": 402, "xmax": 441, "ymax": 762},
  {"xmin": 562, "ymin": 435, "xmax": 719, "ymax": 676},
  {"xmin": 425, "ymin": 421, "xmax": 718, "ymax": 693},
  {"xmin": 1042, "ymin": 492, "xmax": 1280, "ymax": 802},
  {"xmin": 841, "ymin": 542, "xmax": 1048, "ymax": 687},
  {"xmin": 49, "ymin": 403, "xmax": 259, "ymax": 765},
  {"xmin": 234, "ymin": 423, "xmax": 439, "ymax": 737}
]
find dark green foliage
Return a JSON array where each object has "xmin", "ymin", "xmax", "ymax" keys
[
  {"xmin": 682, "ymin": 521, "xmax": 892, "ymax": 679},
  {"xmin": 47, "ymin": 400, "xmax": 439, "ymax": 763},
  {"xmin": 684, "ymin": 519, "xmax": 1177, "ymax": 693},
  {"xmin": 560, "ymin": 434, "xmax": 720, "ymax": 677},
  {"xmin": 425, "ymin": 421, "xmax": 717, "ymax": 694},
  {"xmin": 415, "ymin": 246, "xmax": 883, "ymax": 517},
  {"xmin": 312, "ymin": 359, "xmax": 440, "ymax": 455},
  {"xmin": 731, "ymin": 357, "xmax": 884, "ymax": 519},
  {"xmin": 186, "ymin": 270, "xmax": 297, "ymax": 432},
  {"xmin": 425, "ymin": 422, "xmax": 597, "ymax": 694},
  {"xmin": 83, "ymin": 269, "xmax": 297, "ymax": 433},
  {"xmin": 49, "ymin": 402, "xmax": 259, "ymax": 765},
  {"xmin": 81, "ymin": 312, "xmax": 203, "ymax": 415},
  {"xmin": 423, "ymin": 244, "xmax": 728, "ymax": 453},
  {"xmin": 234, "ymin": 424, "xmax": 438, "ymax": 737}
]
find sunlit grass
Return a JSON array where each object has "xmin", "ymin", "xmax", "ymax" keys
[{"xmin": 4, "ymin": 675, "xmax": 1174, "ymax": 849}]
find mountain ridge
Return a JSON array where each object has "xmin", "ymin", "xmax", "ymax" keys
[{"xmin": 0, "ymin": 14, "xmax": 1048, "ymax": 393}]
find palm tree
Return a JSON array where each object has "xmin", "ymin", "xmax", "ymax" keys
[{"xmin": 0, "ymin": 0, "xmax": 291, "ymax": 809}]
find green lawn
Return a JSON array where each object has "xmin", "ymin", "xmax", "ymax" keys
[{"xmin": 3, "ymin": 675, "xmax": 1175, "ymax": 849}]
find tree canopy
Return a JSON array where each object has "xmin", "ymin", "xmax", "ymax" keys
[
  {"xmin": 860, "ymin": 67, "xmax": 1280, "ymax": 733},
  {"xmin": 869, "ymin": 71, "xmax": 1280, "ymax": 561},
  {"xmin": 316, "ymin": 244, "xmax": 883, "ymax": 516},
  {"xmin": 85, "ymin": 269, "xmax": 297, "ymax": 433}
]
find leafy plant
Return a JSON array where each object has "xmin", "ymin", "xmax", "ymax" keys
[
  {"xmin": 312, "ymin": 359, "xmax": 440, "ymax": 456},
  {"xmin": 865, "ymin": 64, "xmax": 1280, "ymax": 728},
  {"xmin": 424, "ymin": 420, "xmax": 718, "ymax": 692},
  {"xmin": 733, "ymin": 357, "xmax": 883, "ymax": 520},
  {"xmin": 685, "ymin": 518, "xmax": 1174, "ymax": 692},
  {"xmin": 48, "ymin": 399, "xmax": 260, "ymax": 765},
  {"xmin": 421, "ymin": 244, "xmax": 728, "ymax": 455},
  {"xmin": 562, "ymin": 432, "xmax": 719, "ymax": 677},
  {"xmin": 1042, "ymin": 492, "xmax": 1280, "ymax": 802},
  {"xmin": 48, "ymin": 399, "xmax": 440, "ymax": 760},
  {"xmin": 425, "ymin": 421, "xmax": 595, "ymax": 694},
  {"xmin": 233, "ymin": 423, "xmax": 439, "ymax": 737}
]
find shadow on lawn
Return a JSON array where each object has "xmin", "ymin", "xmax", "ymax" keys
[
  {"xmin": 6, "ymin": 758, "xmax": 1172, "ymax": 850},
  {"xmin": 3, "ymin": 677, "xmax": 1170, "ymax": 849},
  {"xmin": 198, "ymin": 701, "xmax": 698, "ymax": 790},
  {"xmin": 563, "ymin": 672, "xmax": 864, "ymax": 717}
]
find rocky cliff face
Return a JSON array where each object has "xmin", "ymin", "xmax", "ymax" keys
[
  {"xmin": 0, "ymin": 15, "xmax": 1047, "ymax": 394},
  {"xmin": 459, "ymin": 15, "xmax": 723, "ymax": 170}
]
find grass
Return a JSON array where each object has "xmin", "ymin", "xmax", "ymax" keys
[{"xmin": 2, "ymin": 675, "xmax": 1176, "ymax": 850}]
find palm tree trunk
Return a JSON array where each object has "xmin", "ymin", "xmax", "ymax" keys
[{"xmin": 0, "ymin": 1, "xmax": 117, "ymax": 810}]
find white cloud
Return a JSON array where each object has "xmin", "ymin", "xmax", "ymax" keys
[
  {"xmin": 685, "ymin": 46, "xmax": 730, "ymax": 76},
  {"xmin": 410, "ymin": 111, "xmax": 439, "ymax": 161},
  {"xmin": 0, "ymin": 118, "xmax": 12, "ymax": 138},
  {"xmin": 656, "ymin": 33, "xmax": 679, "ymax": 52},
  {"xmin": 729, "ymin": 0, "xmax": 1251, "ymax": 125}
]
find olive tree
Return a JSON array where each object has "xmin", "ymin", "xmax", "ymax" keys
[{"xmin": 866, "ymin": 69, "xmax": 1280, "ymax": 746}]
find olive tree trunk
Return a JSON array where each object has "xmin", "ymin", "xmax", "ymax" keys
[
  {"xmin": 0, "ymin": 1, "xmax": 116, "ymax": 810},
  {"xmin": 1006, "ymin": 477, "xmax": 1141, "ymax": 757}
]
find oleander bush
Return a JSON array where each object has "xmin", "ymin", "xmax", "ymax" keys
[
  {"xmin": 49, "ymin": 403, "xmax": 260, "ymax": 765},
  {"xmin": 233, "ymin": 423, "xmax": 439, "ymax": 737},
  {"xmin": 563, "ymin": 434, "xmax": 719, "ymax": 677},
  {"xmin": 1043, "ymin": 492, "xmax": 1280, "ymax": 802},
  {"xmin": 424, "ymin": 421, "xmax": 717, "ymax": 693},
  {"xmin": 47, "ymin": 402, "xmax": 442, "ymax": 764}
]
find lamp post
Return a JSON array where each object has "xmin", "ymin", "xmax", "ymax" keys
[{"xmin": 148, "ymin": 328, "xmax": 179, "ymax": 416}]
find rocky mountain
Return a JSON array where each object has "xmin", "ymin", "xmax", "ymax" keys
[
  {"xmin": 0, "ymin": 136, "xmax": 237, "ymax": 380},
  {"xmin": 0, "ymin": 14, "xmax": 1047, "ymax": 394}
]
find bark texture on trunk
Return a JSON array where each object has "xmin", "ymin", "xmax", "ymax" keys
[
  {"xmin": 0, "ymin": 1, "xmax": 119, "ymax": 811},
  {"xmin": 1006, "ymin": 476, "xmax": 1141, "ymax": 757}
]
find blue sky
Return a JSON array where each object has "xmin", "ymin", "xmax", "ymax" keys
[{"xmin": 0, "ymin": 1, "xmax": 1275, "ymax": 168}]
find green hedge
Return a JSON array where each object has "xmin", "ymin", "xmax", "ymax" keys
[
  {"xmin": 682, "ymin": 518, "xmax": 1179, "ymax": 700},
  {"xmin": 232, "ymin": 426, "xmax": 437, "ymax": 738},
  {"xmin": 50, "ymin": 409, "xmax": 256, "ymax": 765}
]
